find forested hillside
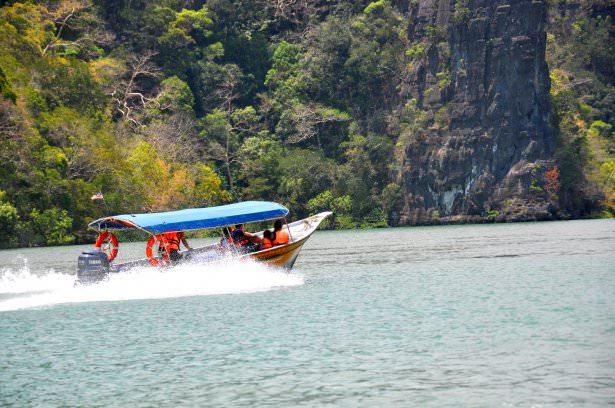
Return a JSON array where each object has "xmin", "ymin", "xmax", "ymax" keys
[
  {"xmin": 0, "ymin": 0, "xmax": 612, "ymax": 247},
  {"xmin": 547, "ymin": 0, "xmax": 614, "ymax": 217}
]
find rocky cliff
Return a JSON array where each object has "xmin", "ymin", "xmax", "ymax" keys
[{"xmin": 396, "ymin": 0, "xmax": 557, "ymax": 225}]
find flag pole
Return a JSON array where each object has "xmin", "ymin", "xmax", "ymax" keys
[{"xmin": 91, "ymin": 192, "xmax": 110, "ymax": 217}]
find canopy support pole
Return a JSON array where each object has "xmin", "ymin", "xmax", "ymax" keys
[
  {"xmin": 220, "ymin": 226, "xmax": 240, "ymax": 256},
  {"xmin": 285, "ymin": 217, "xmax": 293, "ymax": 243}
]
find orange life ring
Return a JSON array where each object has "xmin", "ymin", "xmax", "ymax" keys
[
  {"xmin": 95, "ymin": 231, "xmax": 119, "ymax": 262},
  {"xmin": 146, "ymin": 234, "xmax": 170, "ymax": 267}
]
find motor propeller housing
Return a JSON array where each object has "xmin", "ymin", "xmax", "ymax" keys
[{"xmin": 77, "ymin": 249, "xmax": 110, "ymax": 284}]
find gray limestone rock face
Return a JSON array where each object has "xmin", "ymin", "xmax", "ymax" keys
[{"xmin": 396, "ymin": 0, "xmax": 557, "ymax": 225}]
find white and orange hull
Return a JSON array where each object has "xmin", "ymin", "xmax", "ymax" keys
[{"xmin": 111, "ymin": 212, "xmax": 331, "ymax": 273}]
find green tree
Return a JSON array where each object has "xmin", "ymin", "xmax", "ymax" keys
[
  {"xmin": 0, "ymin": 191, "xmax": 19, "ymax": 248},
  {"xmin": 278, "ymin": 148, "xmax": 336, "ymax": 218},
  {"xmin": 157, "ymin": 6, "xmax": 214, "ymax": 73},
  {"xmin": 236, "ymin": 135, "xmax": 283, "ymax": 200},
  {"xmin": 29, "ymin": 208, "xmax": 74, "ymax": 246}
]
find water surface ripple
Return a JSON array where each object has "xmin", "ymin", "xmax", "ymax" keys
[{"xmin": 1, "ymin": 219, "xmax": 614, "ymax": 406}]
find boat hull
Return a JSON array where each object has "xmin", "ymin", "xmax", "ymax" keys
[{"xmin": 245, "ymin": 237, "xmax": 308, "ymax": 269}]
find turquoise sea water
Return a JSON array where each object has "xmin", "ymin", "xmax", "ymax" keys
[{"xmin": 1, "ymin": 219, "xmax": 614, "ymax": 406}]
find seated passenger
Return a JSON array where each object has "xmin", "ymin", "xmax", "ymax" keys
[
  {"xmin": 219, "ymin": 227, "xmax": 234, "ymax": 250},
  {"xmin": 231, "ymin": 224, "xmax": 261, "ymax": 252},
  {"xmin": 261, "ymin": 229, "xmax": 274, "ymax": 250},
  {"xmin": 272, "ymin": 219, "xmax": 289, "ymax": 246},
  {"xmin": 163, "ymin": 231, "xmax": 191, "ymax": 263}
]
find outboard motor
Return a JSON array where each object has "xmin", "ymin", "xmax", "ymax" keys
[{"xmin": 77, "ymin": 249, "xmax": 110, "ymax": 284}]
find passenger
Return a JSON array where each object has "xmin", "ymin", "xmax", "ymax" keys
[
  {"xmin": 261, "ymin": 229, "xmax": 274, "ymax": 250},
  {"xmin": 272, "ymin": 219, "xmax": 289, "ymax": 246},
  {"xmin": 163, "ymin": 231, "xmax": 192, "ymax": 263},
  {"xmin": 219, "ymin": 227, "xmax": 234, "ymax": 250},
  {"xmin": 231, "ymin": 224, "xmax": 261, "ymax": 252}
]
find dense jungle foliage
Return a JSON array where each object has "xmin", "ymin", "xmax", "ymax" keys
[
  {"xmin": 547, "ymin": 0, "xmax": 614, "ymax": 217},
  {"xmin": 0, "ymin": 0, "xmax": 613, "ymax": 247}
]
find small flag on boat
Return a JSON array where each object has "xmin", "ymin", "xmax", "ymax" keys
[{"xmin": 91, "ymin": 192, "xmax": 104, "ymax": 201}]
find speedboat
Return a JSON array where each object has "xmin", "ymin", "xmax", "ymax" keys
[{"xmin": 76, "ymin": 201, "xmax": 331, "ymax": 284}]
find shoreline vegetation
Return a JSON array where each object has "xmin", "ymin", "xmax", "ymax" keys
[
  {"xmin": 1, "ymin": 216, "xmax": 612, "ymax": 251},
  {"xmin": 0, "ymin": 1, "xmax": 613, "ymax": 249}
]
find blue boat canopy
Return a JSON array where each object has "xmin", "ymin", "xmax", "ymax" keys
[{"xmin": 89, "ymin": 201, "xmax": 289, "ymax": 234}]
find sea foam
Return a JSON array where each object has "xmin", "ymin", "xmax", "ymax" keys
[{"xmin": 0, "ymin": 258, "xmax": 303, "ymax": 311}]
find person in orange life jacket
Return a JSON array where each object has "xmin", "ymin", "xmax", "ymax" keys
[
  {"xmin": 163, "ymin": 231, "xmax": 191, "ymax": 262},
  {"xmin": 261, "ymin": 229, "xmax": 274, "ymax": 250},
  {"xmin": 231, "ymin": 224, "xmax": 261, "ymax": 252},
  {"xmin": 272, "ymin": 219, "xmax": 289, "ymax": 245}
]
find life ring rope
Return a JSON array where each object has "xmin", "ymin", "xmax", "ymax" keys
[{"xmin": 95, "ymin": 231, "xmax": 119, "ymax": 262}]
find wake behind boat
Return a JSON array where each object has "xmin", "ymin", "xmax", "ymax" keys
[{"xmin": 77, "ymin": 201, "xmax": 331, "ymax": 284}]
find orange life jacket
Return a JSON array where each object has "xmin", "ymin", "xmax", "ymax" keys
[
  {"xmin": 273, "ymin": 229, "xmax": 289, "ymax": 246},
  {"xmin": 164, "ymin": 232, "xmax": 182, "ymax": 251},
  {"xmin": 261, "ymin": 237, "xmax": 273, "ymax": 249}
]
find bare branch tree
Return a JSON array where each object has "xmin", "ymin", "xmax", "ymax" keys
[
  {"xmin": 142, "ymin": 113, "xmax": 199, "ymax": 163},
  {"xmin": 214, "ymin": 68, "xmax": 242, "ymax": 114},
  {"xmin": 286, "ymin": 103, "xmax": 349, "ymax": 148},
  {"xmin": 111, "ymin": 51, "xmax": 161, "ymax": 126},
  {"xmin": 204, "ymin": 139, "xmax": 240, "ymax": 192},
  {"xmin": 271, "ymin": 0, "xmax": 312, "ymax": 26},
  {"xmin": 0, "ymin": 100, "xmax": 23, "ymax": 143},
  {"xmin": 203, "ymin": 66, "xmax": 248, "ymax": 192},
  {"xmin": 41, "ymin": 1, "xmax": 116, "ymax": 59},
  {"xmin": 42, "ymin": 7, "xmax": 77, "ymax": 56}
]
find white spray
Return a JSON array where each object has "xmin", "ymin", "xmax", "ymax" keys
[{"xmin": 0, "ymin": 258, "xmax": 304, "ymax": 312}]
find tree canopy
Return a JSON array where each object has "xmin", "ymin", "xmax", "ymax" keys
[{"xmin": 0, "ymin": 0, "xmax": 612, "ymax": 247}]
